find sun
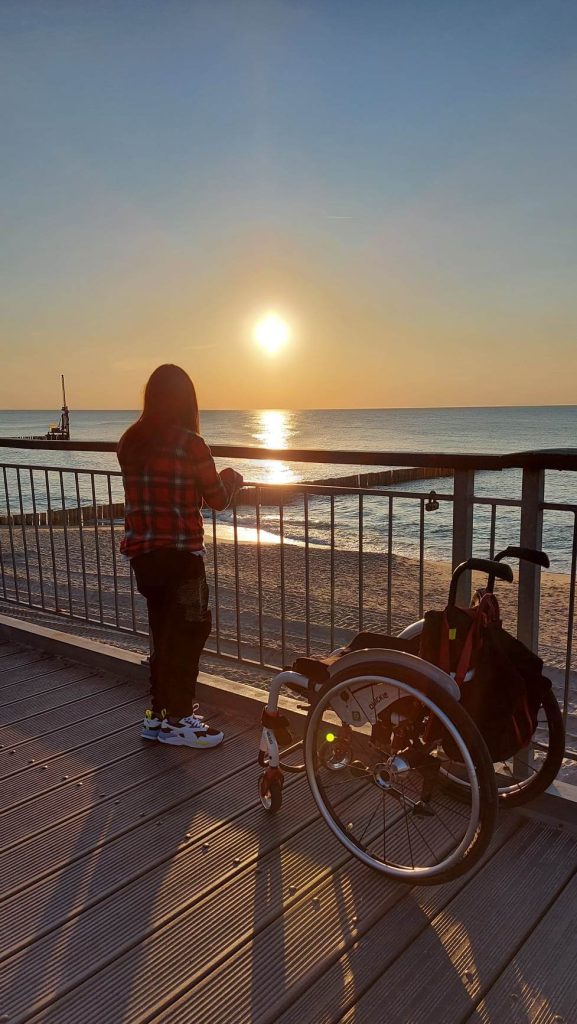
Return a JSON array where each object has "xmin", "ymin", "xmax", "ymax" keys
[{"xmin": 254, "ymin": 313, "xmax": 290, "ymax": 356}]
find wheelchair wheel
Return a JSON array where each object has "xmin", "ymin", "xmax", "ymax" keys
[
  {"xmin": 258, "ymin": 771, "xmax": 283, "ymax": 813},
  {"xmin": 441, "ymin": 688, "xmax": 565, "ymax": 807},
  {"xmin": 304, "ymin": 661, "xmax": 498, "ymax": 885}
]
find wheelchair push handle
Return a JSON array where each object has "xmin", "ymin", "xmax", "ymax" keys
[
  {"xmin": 448, "ymin": 558, "xmax": 513, "ymax": 607},
  {"xmin": 494, "ymin": 546, "xmax": 550, "ymax": 569}
]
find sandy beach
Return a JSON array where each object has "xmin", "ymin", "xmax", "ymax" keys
[{"xmin": 1, "ymin": 522, "xmax": 576, "ymax": 765}]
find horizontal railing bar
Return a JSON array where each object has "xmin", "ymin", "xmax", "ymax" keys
[
  {"xmin": 241, "ymin": 484, "xmax": 454, "ymax": 500},
  {"xmin": 473, "ymin": 496, "xmax": 523, "ymax": 509},
  {"xmin": 1, "ymin": 438, "xmax": 577, "ymax": 470},
  {"xmin": 0, "ymin": 461, "xmax": 123, "ymax": 476},
  {"xmin": 541, "ymin": 502, "xmax": 577, "ymax": 513}
]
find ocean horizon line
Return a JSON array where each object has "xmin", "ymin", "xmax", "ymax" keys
[{"xmin": 2, "ymin": 403, "xmax": 577, "ymax": 415}]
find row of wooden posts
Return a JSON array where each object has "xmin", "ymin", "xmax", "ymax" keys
[{"xmin": 0, "ymin": 466, "xmax": 453, "ymax": 527}]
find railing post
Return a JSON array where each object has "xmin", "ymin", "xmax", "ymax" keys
[
  {"xmin": 452, "ymin": 469, "xmax": 475, "ymax": 606},
  {"xmin": 517, "ymin": 468, "xmax": 545, "ymax": 653}
]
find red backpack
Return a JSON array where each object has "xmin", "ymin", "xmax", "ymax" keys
[{"xmin": 419, "ymin": 594, "xmax": 548, "ymax": 762}]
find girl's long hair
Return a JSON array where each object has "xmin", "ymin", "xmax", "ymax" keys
[{"xmin": 118, "ymin": 364, "xmax": 200, "ymax": 467}]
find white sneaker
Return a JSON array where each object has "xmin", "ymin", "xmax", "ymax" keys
[
  {"xmin": 141, "ymin": 710, "xmax": 164, "ymax": 741},
  {"xmin": 158, "ymin": 712, "xmax": 224, "ymax": 748}
]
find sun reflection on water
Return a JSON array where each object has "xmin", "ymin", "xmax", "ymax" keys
[{"xmin": 252, "ymin": 410, "xmax": 297, "ymax": 484}]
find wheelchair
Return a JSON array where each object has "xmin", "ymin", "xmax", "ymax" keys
[{"xmin": 256, "ymin": 549, "xmax": 564, "ymax": 886}]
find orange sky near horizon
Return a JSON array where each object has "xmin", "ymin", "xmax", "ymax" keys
[
  {"xmin": 2, "ymin": 2, "xmax": 576, "ymax": 411},
  {"xmin": 4, "ymin": 232, "xmax": 576, "ymax": 411}
]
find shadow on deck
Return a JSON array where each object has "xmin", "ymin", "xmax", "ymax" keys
[{"xmin": 1, "ymin": 633, "xmax": 576, "ymax": 1024}]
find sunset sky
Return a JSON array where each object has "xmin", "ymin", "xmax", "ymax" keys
[{"xmin": 2, "ymin": 0, "xmax": 576, "ymax": 410}]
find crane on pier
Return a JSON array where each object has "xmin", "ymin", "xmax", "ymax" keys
[{"xmin": 21, "ymin": 375, "xmax": 70, "ymax": 441}]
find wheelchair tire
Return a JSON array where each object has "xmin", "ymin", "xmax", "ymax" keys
[
  {"xmin": 258, "ymin": 772, "xmax": 283, "ymax": 814},
  {"xmin": 304, "ymin": 660, "xmax": 498, "ymax": 886}
]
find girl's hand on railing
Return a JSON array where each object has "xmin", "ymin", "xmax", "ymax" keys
[{"xmin": 220, "ymin": 467, "xmax": 244, "ymax": 493}]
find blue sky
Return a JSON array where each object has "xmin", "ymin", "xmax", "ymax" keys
[{"xmin": 1, "ymin": 0, "xmax": 576, "ymax": 408}]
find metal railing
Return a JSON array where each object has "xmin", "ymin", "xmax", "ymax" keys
[{"xmin": 1, "ymin": 440, "xmax": 576, "ymax": 762}]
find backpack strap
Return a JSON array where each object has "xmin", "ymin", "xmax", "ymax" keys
[{"xmin": 453, "ymin": 615, "xmax": 478, "ymax": 688}]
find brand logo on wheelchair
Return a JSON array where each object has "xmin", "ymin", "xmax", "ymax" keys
[{"xmin": 368, "ymin": 689, "xmax": 392, "ymax": 711}]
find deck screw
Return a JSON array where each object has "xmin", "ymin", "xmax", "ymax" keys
[
  {"xmin": 312, "ymin": 897, "xmax": 321, "ymax": 908},
  {"xmin": 29, "ymin": 759, "xmax": 35, "ymax": 765},
  {"xmin": 42, "ymin": 765, "xmax": 48, "ymax": 770},
  {"xmin": 288, "ymin": 885, "xmax": 297, "ymax": 895},
  {"xmin": 62, "ymin": 775, "xmax": 69, "ymax": 781},
  {"xmin": 463, "ymin": 971, "xmax": 474, "ymax": 985},
  {"xmin": 202, "ymin": 842, "xmax": 209, "ymax": 851},
  {"xmin": 76, "ymin": 781, "xmax": 83, "ymax": 787},
  {"xmin": 233, "ymin": 857, "xmax": 241, "ymax": 866},
  {"xmin": 10, "ymin": 750, "xmax": 16, "ymax": 755}
]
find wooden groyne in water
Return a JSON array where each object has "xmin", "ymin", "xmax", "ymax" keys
[
  {"xmin": 238, "ymin": 465, "xmax": 453, "ymax": 506},
  {"xmin": 0, "ymin": 467, "xmax": 452, "ymax": 527},
  {"xmin": 313, "ymin": 465, "xmax": 452, "ymax": 489},
  {"xmin": 0, "ymin": 502, "xmax": 126, "ymax": 528}
]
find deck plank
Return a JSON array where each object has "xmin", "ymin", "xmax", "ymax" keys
[
  {"xmin": 0, "ymin": 765, "xmax": 308, "ymax": 1019},
  {"xmin": 0, "ymin": 648, "xmax": 49, "ymax": 682},
  {"xmin": 150, "ymin": 819, "xmax": 522, "ymax": 1024},
  {"xmin": 0, "ymin": 751, "xmax": 298, "ymax": 963},
  {"xmin": 466, "ymin": 871, "xmax": 577, "ymax": 1024},
  {"xmin": 8, "ymin": 789, "xmax": 503, "ymax": 1024},
  {"xmin": 1, "ymin": 671, "xmax": 123, "ymax": 723},
  {"xmin": 0, "ymin": 690, "xmax": 234, "ymax": 812},
  {"xmin": 1, "ymin": 660, "xmax": 107, "ymax": 702},
  {"xmin": 1, "ymin": 640, "xmax": 576, "ymax": 1024},
  {"xmin": 9, "ymin": 781, "xmax": 358, "ymax": 1023},
  {"xmin": 0, "ymin": 641, "xmax": 25, "ymax": 657},
  {"xmin": 337, "ymin": 823, "xmax": 577, "ymax": 1024},
  {"xmin": 0, "ymin": 718, "xmax": 257, "ymax": 901},
  {"xmin": 0, "ymin": 710, "xmax": 233, "ymax": 848},
  {"xmin": 272, "ymin": 818, "xmax": 521, "ymax": 1024},
  {"xmin": 0, "ymin": 680, "xmax": 147, "ymax": 759},
  {"xmin": 0, "ymin": 694, "xmax": 145, "ymax": 777},
  {"xmin": 0, "ymin": 720, "xmax": 153, "ymax": 810}
]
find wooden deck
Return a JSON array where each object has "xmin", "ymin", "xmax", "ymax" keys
[{"xmin": 1, "ymin": 636, "xmax": 577, "ymax": 1024}]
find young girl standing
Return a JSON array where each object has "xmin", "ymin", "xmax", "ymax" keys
[{"xmin": 117, "ymin": 364, "xmax": 243, "ymax": 747}]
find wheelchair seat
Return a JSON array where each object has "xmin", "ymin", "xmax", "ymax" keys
[{"xmin": 291, "ymin": 631, "xmax": 420, "ymax": 684}]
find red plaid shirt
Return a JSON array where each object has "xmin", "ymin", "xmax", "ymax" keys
[{"xmin": 119, "ymin": 427, "xmax": 232, "ymax": 559}]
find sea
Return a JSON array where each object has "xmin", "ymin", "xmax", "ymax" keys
[{"xmin": 0, "ymin": 407, "xmax": 576, "ymax": 571}]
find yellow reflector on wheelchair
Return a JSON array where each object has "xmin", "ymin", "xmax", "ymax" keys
[
  {"xmin": 449, "ymin": 628, "xmax": 457, "ymax": 640},
  {"xmin": 325, "ymin": 732, "xmax": 336, "ymax": 743}
]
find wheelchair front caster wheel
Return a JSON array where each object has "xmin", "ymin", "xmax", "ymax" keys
[{"xmin": 258, "ymin": 771, "xmax": 283, "ymax": 813}]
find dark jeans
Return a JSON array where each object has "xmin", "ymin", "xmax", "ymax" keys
[{"xmin": 131, "ymin": 548, "xmax": 212, "ymax": 718}]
